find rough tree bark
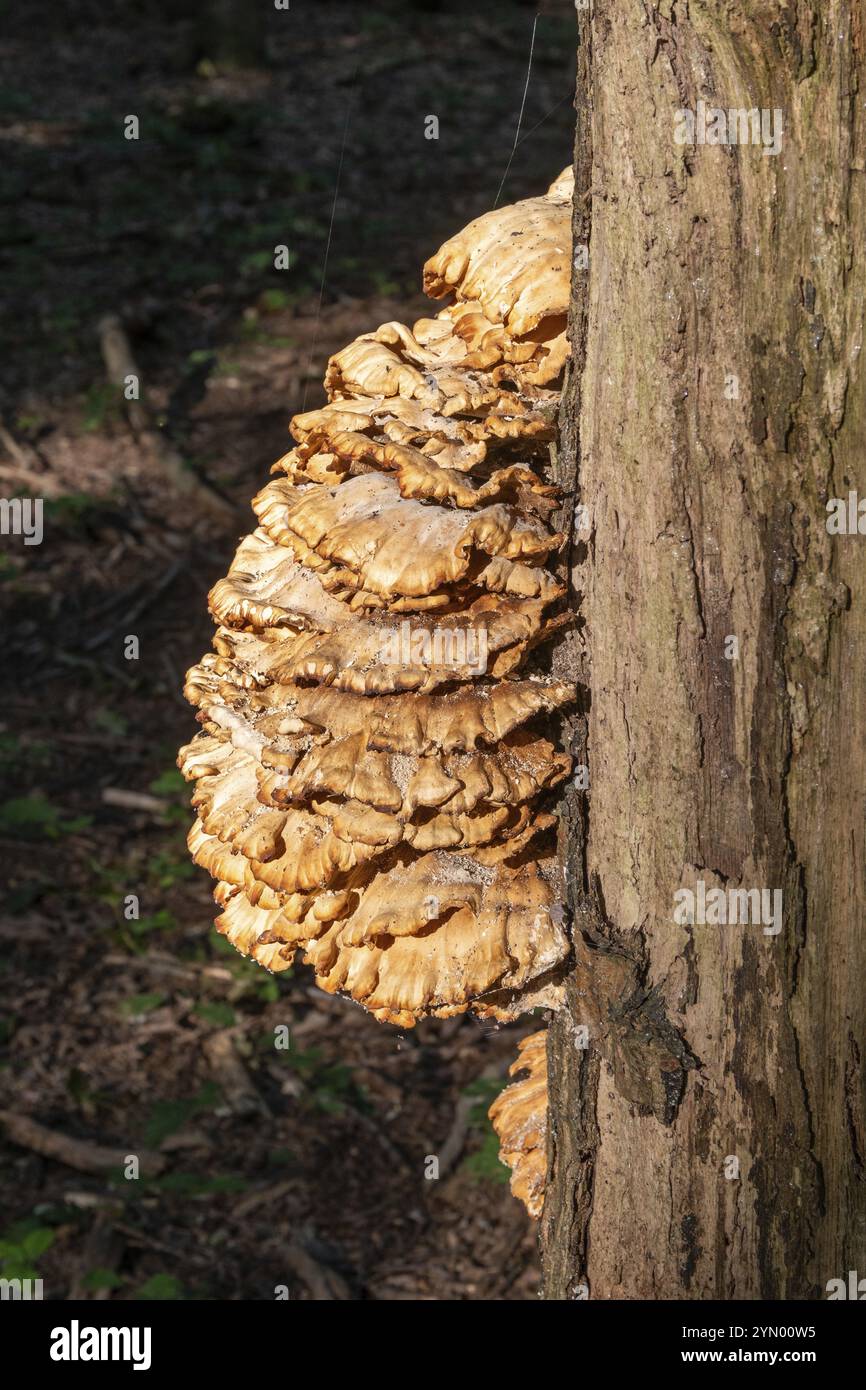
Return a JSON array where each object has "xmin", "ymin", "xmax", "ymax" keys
[{"xmin": 543, "ymin": 1, "xmax": 866, "ymax": 1299}]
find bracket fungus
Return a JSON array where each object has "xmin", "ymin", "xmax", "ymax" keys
[
  {"xmin": 179, "ymin": 169, "xmax": 576, "ymax": 1215},
  {"xmin": 489, "ymin": 1028, "xmax": 549, "ymax": 1219}
]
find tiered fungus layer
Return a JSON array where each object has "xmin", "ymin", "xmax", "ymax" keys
[
  {"xmin": 180, "ymin": 172, "xmax": 573, "ymax": 1201},
  {"xmin": 489, "ymin": 1028, "xmax": 549, "ymax": 1219}
]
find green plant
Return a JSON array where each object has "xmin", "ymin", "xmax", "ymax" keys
[
  {"xmin": 149, "ymin": 768, "xmax": 187, "ymax": 797},
  {"xmin": 44, "ymin": 492, "xmax": 115, "ymax": 532},
  {"xmin": 119, "ymin": 992, "xmax": 166, "ymax": 1018},
  {"xmin": 209, "ymin": 931, "xmax": 290, "ymax": 992},
  {"xmin": 257, "ymin": 976, "xmax": 280, "ymax": 1003},
  {"xmin": 193, "ymin": 1001, "xmax": 236, "ymax": 1028},
  {"xmin": 460, "ymin": 1076, "xmax": 510, "ymax": 1185},
  {"xmin": 14, "ymin": 411, "xmax": 46, "ymax": 434},
  {"xmin": 258, "ymin": 287, "xmax": 292, "ymax": 313},
  {"xmin": 463, "ymin": 1075, "xmax": 504, "ymax": 1110},
  {"xmin": 462, "ymin": 1127, "xmax": 510, "ymax": 1185},
  {"xmin": 282, "ymin": 1046, "xmax": 367, "ymax": 1116},
  {"xmin": 65, "ymin": 1067, "xmax": 101, "ymax": 1111},
  {"xmin": 209, "ymin": 933, "xmax": 240, "ymax": 958},
  {"xmin": 0, "ymin": 793, "xmax": 90, "ymax": 840},
  {"xmin": 148, "ymin": 847, "xmax": 194, "ymax": 889},
  {"xmin": 134, "ymin": 909, "xmax": 177, "ymax": 935},
  {"xmin": 149, "ymin": 769, "xmax": 189, "ymax": 826},
  {"xmin": 83, "ymin": 1268, "xmax": 124, "ymax": 1292},
  {"xmin": 240, "ymin": 249, "xmax": 273, "ymax": 276},
  {"xmin": 369, "ymin": 269, "xmax": 401, "ymax": 297},
  {"xmin": 0, "ymin": 734, "xmax": 52, "ymax": 769},
  {"xmin": 82, "ymin": 382, "xmax": 124, "ymax": 432},
  {"xmin": 135, "ymin": 1272, "xmax": 184, "ymax": 1300},
  {"xmin": 108, "ymin": 908, "xmax": 178, "ymax": 957},
  {"xmin": 91, "ymin": 709, "xmax": 129, "ymax": 737},
  {"xmin": 0, "ymin": 1222, "xmax": 54, "ymax": 1281},
  {"xmin": 143, "ymin": 1083, "xmax": 221, "ymax": 1147}
]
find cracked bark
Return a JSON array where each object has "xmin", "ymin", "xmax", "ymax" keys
[{"xmin": 543, "ymin": 1, "xmax": 866, "ymax": 1299}]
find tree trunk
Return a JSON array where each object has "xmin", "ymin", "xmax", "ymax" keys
[{"xmin": 543, "ymin": 1, "xmax": 866, "ymax": 1300}]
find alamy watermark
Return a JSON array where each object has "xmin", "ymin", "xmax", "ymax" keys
[
  {"xmin": 674, "ymin": 879, "xmax": 782, "ymax": 936},
  {"xmin": 380, "ymin": 620, "xmax": 487, "ymax": 675},
  {"xmin": 1, "ymin": 1276, "xmax": 43, "ymax": 1300},
  {"xmin": 0, "ymin": 497, "xmax": 43, "ymax": 545},
  {"xmin": 50, "ymin": 1321, "xmax": 151, "ymax": 1370},
  {"xmin": 826, "ymin": 490, "xmax": 866, "ymax": 535},
  {"xmin": 674, "ymin": 100, "xmax": 783, "ymax": 157},
  {"xmin": 826, "ymin": 1269, "xmax": 866, "ymax": 1299}
]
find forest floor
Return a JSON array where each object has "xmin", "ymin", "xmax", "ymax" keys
[{"xmin": 0, "ymin": 0, "xmax": 576, "ymax": 1299}]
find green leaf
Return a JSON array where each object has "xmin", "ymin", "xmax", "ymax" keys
[
  {"xmin": 84, "ymin": 1267, "xmax": 123, "ymax": 1291},
  {"xmin": 0, "ymin": 1260, "xmax": 39, "ymax": 1280},
  {"xmin": 283, "ymin": 1046, "xmax": 322, "ymax": 1073},
  {"xmin": 136, "ymin": 1272, "xmax": 184, "ymax": 1300},
  {"xmin": 143, "ymin": 1099, "xmax": 194, "ymax": 1147},
  {"xmin": 0, "ymin": 793, "xmax": 60, "ymax": 837},
  {"xmin": 0, "ymin": 734, "xmax": 51, "ymax": 768},
  {"xmin": 462, "ymin": 1074, "xmax": 505, "ymax": 1123},
  {"xmin": 210, "ymin": 933, "xmax": 239, "ymax": 958},
  {"xmin": 21, "ymin": 1227, "xmax": 54, "ymax": 1260},
  {"xmin": 462, "ymin": 1128, "xmax": 510, "ymax": 1185},
  {"xmin": 82, "ymin": 382, "xmax": 124, "ymax": 432},
  {"xmin": 120, "ymin": 992, "xmax": 166, "ymax": 1017},
  {"xmin": 92, "ymin": 709, "xmax": 128, "ymax": 737},
  {"xmin": 65, "ymin": 1068, "xmax": 93, "ymax": 1105},
  {"xmin": 240, "ymin": 249, "xmax": 272, "ymax": 275},
  {"xmin": 148, "ymin": 850, "xmax": 194, "ymax": 888},
  {"xmin": 259, "ymin": 287, "xmax": 291, "ymax": 312},
  {"xmin": 193, "ymin": 1001, "xmax": 235, "ymax": 1028},
  {"xmin": 267, "ymin": 1147, "xmax": 293, "ymax": 1169},
  {"xmin": 143, "ymin": 1084, "xmax": 221, "ymax": 1146},
  {"xmin": 0, "ymin": 793, "xmax": 92, "ymax": 840},
  {"xmin": 148, "ymin": 768, "xmax": 186, "ymax": 799},
  {"xmin": 132, "ymin": 909, "xmax": 176, "ymax": 936},
  {"xmin": 313, "ymin": 1092, "xmax": 345, "ymax": 1115}
]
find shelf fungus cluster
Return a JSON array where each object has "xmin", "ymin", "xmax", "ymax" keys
[
  {"xmin": 489, "ymin": 1028, "xmax": 549, "ymax": 1219},
  {"xmin": 179, "ymin": 171, "xmax": 574, "ymax": 1214}
]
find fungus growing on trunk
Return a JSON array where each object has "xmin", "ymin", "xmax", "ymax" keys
[
  {"xmin": 489, "ymin": 1029, "xmax": 549, "ymax": 1219},
  {"xmin": 179, "ymin": 169, "xmax": 575, "ymax": 1209}
]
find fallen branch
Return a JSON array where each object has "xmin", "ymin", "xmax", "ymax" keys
[
  {"xmin": 282, "ymin": 1239, "xmax": 353, "ymax": 1301},
  {"xmin": 434, "ymin": 1094, "xmax": 476, "ymax": 1179},
  {"xmin": 101, "ymin": 788, "xmax": 167, "ymax": 814},
  {"xmin": 0, "ymin": 1109, "xmax": 166, "ymax": 1177},
  {"xmin": 203, "ymin": 1029, "xmax": 269, "ymax": 1117},
  {"xmin": 436, "ymin": 1061, "xmax": 501, "ymax": 1179},
  {"xmin": 0, "ymin": 420, "xmax": 39, "ymax": 469},
  {"xmin": 97, "ymin": 313, "xmax": 238, "ymax": 523},
  {"xmin": 104, "ymin": 950, "xmax": 234, "ymax": 984},
  {"xmin": 234, "ymin": 1179, "xmax": 296, "ymax": 1220},
  {"xmin": 0, "ymin": 461, "xmax": 63, "ymax": 498}
]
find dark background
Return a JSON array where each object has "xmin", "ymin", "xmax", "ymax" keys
[{"xmin": 0, "ymin": 0, "xmax": 576, "ymax": 1300}]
